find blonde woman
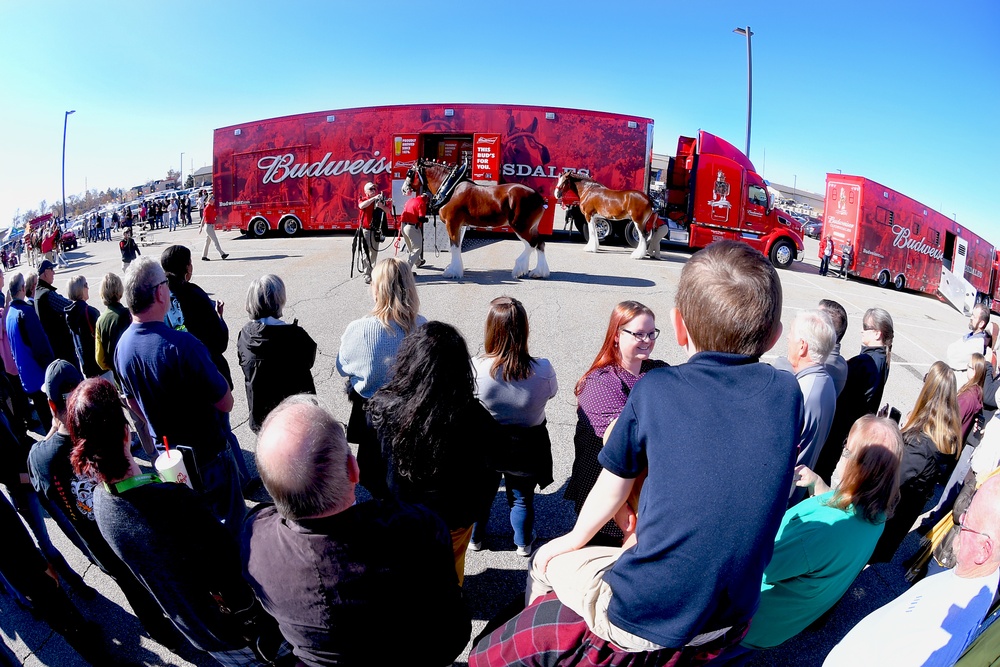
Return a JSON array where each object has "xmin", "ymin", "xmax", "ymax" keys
[
  {"xmin": 336, "ymin": 257, "xmax": 424, "ymax": 499},
  {"xmin": 869, "ymin": 360, "xmax": 961, "ymax": 563}
]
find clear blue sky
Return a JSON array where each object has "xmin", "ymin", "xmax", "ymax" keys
[{"xmin": 2, "ymin": 1, "xmax": 998, "ymax": 238}]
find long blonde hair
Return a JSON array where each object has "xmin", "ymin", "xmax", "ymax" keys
[
  {"xmin": 370, "ymin": 257, "xmax": 420, "ymax": 333},
  {"xmin": 902, "ymin": 361, "xmax": 961, "ymax": 457}
]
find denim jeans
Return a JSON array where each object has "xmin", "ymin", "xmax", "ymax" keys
[
  {"xmin": 473, "ymin": 473, "xmax": 537, "ymax": 547},
  {"xmin": 506, "ymin": 475, "xmax": 536, "ymax": 547}
]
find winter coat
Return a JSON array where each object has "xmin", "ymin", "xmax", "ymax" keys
[{"xmin": 237, "ymin": 319, "xmax": 317, "ymax": 432}]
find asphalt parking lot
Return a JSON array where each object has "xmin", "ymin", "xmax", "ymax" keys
[{"xmin": 2, "ymin": 224, "xmax": 973, "ymax": 666}]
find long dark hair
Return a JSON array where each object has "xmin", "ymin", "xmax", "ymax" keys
[
  {"xmin": 368, "ymin": 321, "xmax": 475, "ymax": 482},
  {"xmin": 484, "ymin": 296, "xmax": 535, "ymax": 382}
]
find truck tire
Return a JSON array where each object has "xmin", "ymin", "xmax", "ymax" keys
[
  {"xmin": 623, "ymin": 221, "xmax": 642, "ymax": 249},
  {"xmin": 877, "ymin": 270, "xmax": 890, "ymax": 288},
  {"xmin": 894, "ymin": 274, "xmax": 906, "ymax": 291},
  {"xmin": 581, "ymin": 217, "xmax": 612, "ymax": 244},
  {"xmin": 769, "ymin": 239, "xmax": 795, "ymax": 269},
  {"xmin": 249, "ymin": 217, "xmax": 269, "ymax": 239},
  {"xmin": 280, "ymin": 216, "xmax": 301, "ymax": 237}
]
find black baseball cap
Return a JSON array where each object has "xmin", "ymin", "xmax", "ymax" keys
[{"xmin": 43, "ymin": 360, "xmax": 84, "ymax": 411}]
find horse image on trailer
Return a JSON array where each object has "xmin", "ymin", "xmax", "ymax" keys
[
  {"xmin": 212, "ymin": 103, "xmax": 653, "ymax": 241},
  {"xmin": 821, "ymin": 174, "xmax": 995, "ymax": 313}
]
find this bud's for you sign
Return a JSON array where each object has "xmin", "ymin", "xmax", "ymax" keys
[{"xmin": 472, "ymin": 134, "xmax": 501, "ymax": 184}]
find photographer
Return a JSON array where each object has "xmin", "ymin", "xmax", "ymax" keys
[{"xmin": 357, "ymin": 182, "xmax": 391, "ymax": 284}]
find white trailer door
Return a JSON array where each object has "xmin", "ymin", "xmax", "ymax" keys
[{"xmin": 954, "ymin": 237, "xmax": 969, "ymax": 278}]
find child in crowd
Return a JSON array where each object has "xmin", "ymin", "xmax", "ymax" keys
[{"xmin": 471, "ymin": 240, "xmax": 804, "ymax": 665}]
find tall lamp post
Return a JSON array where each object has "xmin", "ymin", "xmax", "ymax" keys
[
  {"xmin": 180, "ymin": 152, "xmax": 185, "ymax": 189},
  {"xmin": 62, "ymin": 110, "xmax": 76, "ymax": 224},
  {"xmin": 733, "ymin": 26, "xmax": 753, "ymax": 158}
]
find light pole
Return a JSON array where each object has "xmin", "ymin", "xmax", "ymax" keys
[
  {"xmin": 62, "ymin": 110, "xmax": 76, "ymax": 224},
  {"xmin": 733, "ymin": 26, "xmax": 753, "ymax": 158},
  {"xmin": 180, "ymin": 152, "xmax": 185, "ymax": 189}
]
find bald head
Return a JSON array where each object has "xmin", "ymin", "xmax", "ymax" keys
[
  {"xmin": 956, "ymin": 475, "xmax": 1000, "ymax": 578},
  {"xmin": 257, "ymin": 395, "xmax": 356, "ymax": 520}
]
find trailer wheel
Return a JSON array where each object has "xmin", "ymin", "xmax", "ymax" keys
[
  {"xmin": 893, "ymin": 274, "xmax": 906, "ymax": 291},
  {"xmin": 249, "ymin": 217, "xmax": 269, "ymax": 239},
  {"xmin": 623, "ymin": 221, "xmax": 642, "ymax": 249},
  {"xmin": 581, "ymin": 217, "xmax": 612, "ymax": 244},
  {"xmin": 877, "ymin": 270, "xmax": 890, "ymax": 288},
  {"xmin": 280, "ymin": 216, "xmax": 301, "ymax": 237},
  {"xmin": 769, "ymin": 239, "xmax": 795, "ymax": 269}
]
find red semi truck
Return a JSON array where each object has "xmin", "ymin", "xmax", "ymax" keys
[
  {"xmin": 820, "ymin": 174, "xmax": 996, "ymax": 313},
  {"xmin": 655, "ymin": 131, "xmax": 804, "ymax": 268},
  {"xmin": 212, "ymin": 103, "xmax": 652, "ymax": 239}
]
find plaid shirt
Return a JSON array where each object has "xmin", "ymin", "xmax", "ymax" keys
[{"xmin": 470, "ymin": 593, "xmax": 746, "ymax": 667}]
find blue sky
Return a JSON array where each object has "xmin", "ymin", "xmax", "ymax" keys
[{"xmin": 1, "ymin": 1, "xmax": 998, "ymax": 238}]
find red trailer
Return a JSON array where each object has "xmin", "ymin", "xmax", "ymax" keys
[
  {"xmin": 820, "ymin": 174, "xmax": 995, "ymax": 312},
  {"xmin": 212, "ymin": 103, "xmax": 653, "ymax": 239}
]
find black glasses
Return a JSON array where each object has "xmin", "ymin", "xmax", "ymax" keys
[
  {"xmin": 620, "ymin": 328, "xmax": 660, "ymax": 342},
  {"xmin": 959, "ymin": 513, "xmax": 992, "ymax": 541}
]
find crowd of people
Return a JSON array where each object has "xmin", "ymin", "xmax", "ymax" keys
[{"xmin": 2, "ymin": 239, "xmax": 1000, "ymax": 666}]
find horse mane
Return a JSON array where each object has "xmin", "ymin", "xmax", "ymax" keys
[{"xmin": 564, "ymin": 171, "xmax": 594, "ymax": 184}]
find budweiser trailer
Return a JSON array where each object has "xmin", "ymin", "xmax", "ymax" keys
[
  {"xmin": 821, "ymin": 174, "xmax": 995, "ymax": 313},
  {"xmin": 212, "ymin": 103, "xmax": 653, "ymax": 239}
]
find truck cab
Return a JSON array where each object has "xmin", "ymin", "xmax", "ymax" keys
[{"xmin": 660, "ymin": 131, "xmax": 803, "ymax": 268}]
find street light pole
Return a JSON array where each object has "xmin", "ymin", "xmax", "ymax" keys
[
  {"xmin": 180, "ymin": 152, "xmax": 185, "ymax": 189},
  {"xmin": 733, "ymin": 26, "xmax": 753, "ymax": 158},
  {"xmin": 62, "ymin": 110, "xmax": 76, "ymax": 224}
]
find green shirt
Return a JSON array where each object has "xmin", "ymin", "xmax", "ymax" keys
[{"xmin": 741, "ymin": 491, "xmax": 884, "ymax": 649}]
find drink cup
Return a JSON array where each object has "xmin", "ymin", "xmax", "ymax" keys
[{"xmin": 155, "ymin": 449, "xmax": 194, "ymax": 489}]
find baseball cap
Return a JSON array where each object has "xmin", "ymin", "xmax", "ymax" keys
[
  {"xmin": 43, "ymin": 360, "xmax": 84, "ymax": 411},
  {"xmin": 37, "ymin": 260, "xmax": 55, "ymax": 274}
]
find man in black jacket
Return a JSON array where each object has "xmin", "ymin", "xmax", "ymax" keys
[
  {"xmin": 34, "ymin": 260, "xmax": 76, "ymax": 367},
  {"xmin": 243, "ymin": 396, "xmax": 471, "ymax": 667}
]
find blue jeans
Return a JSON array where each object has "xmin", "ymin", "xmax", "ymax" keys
[
  {"xmin": 506, "ymin": 475, "xmax": 536, "ymax": 547},
  {"xmin": 473, "ymin": 473, "xmax": 536, "ymax": 547}
]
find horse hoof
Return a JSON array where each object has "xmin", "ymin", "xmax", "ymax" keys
[
  {"xmin": 442, "ymin": 268, "xmax": 463, "ymax": 280},
  {"xmin": 528, "ymin": 269, "xmax": 550, "ymax": 279},
  {"xmin": 630, "ymin": 249, "xmax": 647, "ymax": 260}
]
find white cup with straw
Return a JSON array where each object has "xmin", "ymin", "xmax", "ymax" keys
[{"xmin": 154, "ymin": 437, "xmax": 194, "ymax": 489}]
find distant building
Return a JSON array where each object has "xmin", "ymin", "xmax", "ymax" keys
[{"xmin": 191, "ymin": 166, "xmax": 212, "ymax": 188}]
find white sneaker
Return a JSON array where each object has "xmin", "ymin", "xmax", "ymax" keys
[{"xmin": 516, "ymin": 534, "xmax": 536, "ymax": 557}]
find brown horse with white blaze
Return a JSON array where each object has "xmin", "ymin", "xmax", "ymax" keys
[
  {"xmin": 403, "ymin": 159, "xmax": 549, "ymax": 279},
  {"xmin": 553, "ymin": 171, "xmax": 666, "ymax": 259}
]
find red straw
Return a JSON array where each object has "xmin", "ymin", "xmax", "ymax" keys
[{"xmin": 163, "ymin": 436, "xmax": 170, "ymax": 453}]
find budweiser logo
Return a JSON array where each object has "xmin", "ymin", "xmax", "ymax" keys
[
  {"xmin": 476, "ymin": 136, "xmax": 498, "ymax": 145},
  {"xmin": 891, "ymin": 224, "xmax": 945, "ymax": 261},
  {"xmin": 257, "ymin": 153, "xmax": 392, "ymax": 184}
]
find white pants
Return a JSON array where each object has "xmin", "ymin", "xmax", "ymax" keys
[
  {"xmin": 203, "ymin": 224, "xmax": 225, "ymax": 258},
  {"xmin": 401, "ymin": 224, "xmax": 423, "ymax": 267}
]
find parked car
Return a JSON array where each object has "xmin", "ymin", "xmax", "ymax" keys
[
  {"xmin": 60, "ymin": 229, "xmax": 78, "ymax": 251},
  {"xmin": 803, "ymin": 220, "xmax": 822, "ymax": 239}
]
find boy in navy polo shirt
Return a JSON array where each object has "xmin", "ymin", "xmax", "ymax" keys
[{"xmin": 473, "ymin": 242, "xmax": 803, "ymax": 664}]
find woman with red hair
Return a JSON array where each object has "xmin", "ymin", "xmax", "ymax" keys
[{"xmin": 563, "ymin": 301, "xmax": 666, "ymax": 545}]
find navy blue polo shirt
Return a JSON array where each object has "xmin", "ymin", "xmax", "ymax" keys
[{"xmin": 599, "ymin": 351, "xmax": 803, "ymax": 648}]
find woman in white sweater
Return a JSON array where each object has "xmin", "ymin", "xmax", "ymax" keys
[{"xmin": 336, "ymin": 258, "xmax": 425, "ymax": 499}]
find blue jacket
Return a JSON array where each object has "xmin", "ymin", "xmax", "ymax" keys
[{"xmin": 6, "ymin": 298, "xmax": 54, "ymax": 393}]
